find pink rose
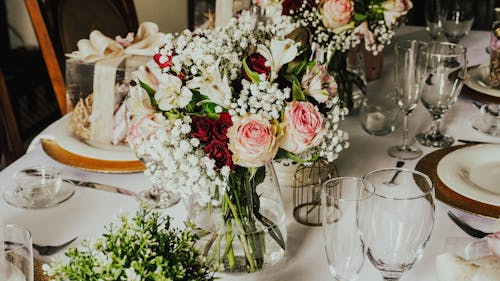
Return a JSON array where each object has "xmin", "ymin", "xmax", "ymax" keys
[
  {"xmin": 280, "ymin": 101, "xmax": 327, "ymax": 154},
  {"xmin": 486, "ymin": 232, "xmax": 500, "ymax": 257},
  {"xmin": 227, "ymin": 114, "xmax": 280, "ymax": 168},
  {"xmin": 321, "ymin": 0, "xmax": 354, "ymax": 30},
  {"xmin": 301, "ymin": 63, "xmax": 337, "ymax": 103},
  {"xmin": 381, "ymin": 0, "xmax": 413, "ymax": 27}
]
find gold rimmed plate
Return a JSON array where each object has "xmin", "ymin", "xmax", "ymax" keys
[
  {"xmin": 415, "ymin": 145, "xmax": 500, "ymax": 219},
  {"xmin": 42, "ymin": 139, "xmax": 145, "ymax": 173}
]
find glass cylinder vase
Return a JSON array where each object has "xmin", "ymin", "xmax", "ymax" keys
[{"xmin": 186, "ymin": 162, "xmax": 287, "ymax": 273}]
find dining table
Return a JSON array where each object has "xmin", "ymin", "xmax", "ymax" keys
[{"xmin": 1, "ymin": 25, "xmax": 499, "ymax": 281}]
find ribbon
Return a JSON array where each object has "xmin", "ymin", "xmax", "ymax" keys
[
  {"xmin": 66, "ymin": 22, "xmax": 164, "ymax": 144},
  {"xmin": 66, "ymin": 22, "xmax": 164, "ymax": 62}
]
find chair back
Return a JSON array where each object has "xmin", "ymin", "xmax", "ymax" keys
[
  {"xmin": 24, "ymin": 0, "xmax": 139, "ymax": 115},
  {"xmin": 0, "ymin": 68, "xmax": 24, "ymax": 165}
]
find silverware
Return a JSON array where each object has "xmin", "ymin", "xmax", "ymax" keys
[
  {"xmin": 33, "ymin": 237, "xmax": 78, "ymax": 256},
  {"xmin": 384, "ymin": 161, "xmax": 405, "ymax": 185},
  {"xmin": 63, "ymin": 179, "xmax": 136, "ymax": 197},
  {"xmin": 447, "ymin": 211, "xmax": 491, "ymax": 238}
]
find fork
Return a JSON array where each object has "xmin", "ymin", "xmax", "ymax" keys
[
  {"xmin": 33, "ymin": 237, "xmax": 78, "ymax": 256},
  {"xmin": 447, "ymin": 211, "xmax": 491, "ymax": 238}
]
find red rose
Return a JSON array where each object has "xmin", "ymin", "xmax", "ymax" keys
[
  {"xmin": 153, "ymin": 53, "xmax": 173, "ymax": 68},
  {"xmin": 281, "ymin": 0, "xmax": 302, "ymax": 16},
  {"xmin": 204, "ymin": 140, "xmax": 234, "ymax": 169},
  {"xmin": 212, "ymin": 113, "xmax": 233, "ymax": 141},
  {"xmin": 190, "ymin": 116, "xmax": 213, "ymax": 142},
  {"xmin": 243, "ymin": 53, "xmax": 271, "ymax": 81}
]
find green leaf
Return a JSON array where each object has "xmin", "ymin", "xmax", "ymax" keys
[
  {"xmin": 242, "ymin": 57, "xmax": 261, "ymax": 83},
  {"xmin": 354, "ymin": 12, "xmax": 367, "ymax": 22}
]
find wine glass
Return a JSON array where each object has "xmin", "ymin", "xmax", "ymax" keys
[
  {"xmin": 362, "ymin": 168, "xmax": 435, "ymax": 281},
  {"xmin": 136, "ymin": 156, "xmax": 181, "ymax": 209},
  {"xmin": 442, "ymin": 0, "xmax": 474, "ymax": 44},
  {"xmin": 388, "ymin": 40, "xmax": 427, "ymax": 160},
  {"xmin": 416, "ymin": 42, "xmax": 467, "ymax": 147},
  {"xmin": 321, "ymin": 177, "xmax": 374, "ymax": 281},
  {"xmin": 425, "ymin": 0, "xmax": 445, "ymax": 40},
  {"xmin": 1, "ymin": 224, "xmax": 34, "ymax": 281}
]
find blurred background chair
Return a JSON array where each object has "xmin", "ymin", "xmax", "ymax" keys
[
  {"xmin": 0, "ymin": 67, "xmax": 24, "ymax": 166},
  {"xmin": 24, "ymin": 0, "xmax": 139, "ymax": 115}
]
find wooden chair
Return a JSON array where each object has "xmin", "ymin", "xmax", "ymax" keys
[
  {"xmin": 24, "ymin": 0, "xmax": 139, "ymax": 115},
  {"xmin": 0, "ymin": 68, "xmax": 24, "ymax": 165}
]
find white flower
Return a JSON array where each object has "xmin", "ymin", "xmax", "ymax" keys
[
  {"xmin": 187, "ymin": 62, "xmax": 232, "ymax": 108},
  {"xmin": 257, "ymin": 39, "xmax": 298, "ymax": 78},
  {"xmin": 125, "ymin": 267, "xmax": 141, "ymax": 281},
  {"xmin": 155, "ymin": 74, "xmax": 192, "ymax": 111}
]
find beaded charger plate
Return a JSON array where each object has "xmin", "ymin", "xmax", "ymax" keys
[{"xmin": 415, "ymin": 145, "xmax": 500, "ymax": 218}]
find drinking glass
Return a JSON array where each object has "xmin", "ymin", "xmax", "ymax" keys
[
  {"xmin": 388, "ymin": 40, "xmax": 426, "ymax": 160},
  {"xmin": 1, "ymin": 224, "xmax": 34, "ymax": 281},
  {"xmin": 425, "ymin": 0, "xmax": 445, "ymax": 40},
  {"xmin": 416, "ymin": 42, "xmax": 467, "ymax": 147},
  {"xmin": 362, "ymin": 168, "xmax": 435, "ymax": 281},
  {"xmin": 442, "ymin": 0, "xmax": 474, "ymax": 44},
  {"xmin": 321, "ymin": 177, "xmax": 375, "ymax": 281}
]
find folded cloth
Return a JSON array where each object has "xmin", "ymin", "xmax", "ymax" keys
[{"xmin": 436, "ymin": 253, "xmax": 500, "ymax": 281}]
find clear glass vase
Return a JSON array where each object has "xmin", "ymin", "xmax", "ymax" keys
[{"xmin": 186, "ymin": 163, "xmax": 287, "ymax": 273}]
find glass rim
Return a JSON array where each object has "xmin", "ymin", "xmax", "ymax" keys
[
  {"xmin": 15, "ymin": 165, "xmax": 62, "ymax": 177},
  {"xmin": 322, "ymin": 176, "xmax": 375, "ymax": 202},
  {"xmin": 0, "ymin": 224, "xmax": 32, "ymax": 254},
  {"xmin": 421, "ymin": 42, "xmax": 467, "ymax": 57},
  {"xmin": 364, "ymin": 168, "xmax": 434, "ymax": 200}
]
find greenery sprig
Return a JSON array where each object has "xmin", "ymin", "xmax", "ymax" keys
[{"xmin": 43, "ymin": 208, "xmax": 216, "ymax": 281}]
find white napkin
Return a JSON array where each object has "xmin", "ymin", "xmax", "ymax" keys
[{"xmin": 436, "ymin": 253, "xmax": 500, "ymax": 281}]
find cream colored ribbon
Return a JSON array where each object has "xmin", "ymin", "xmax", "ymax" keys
[{"xmin": 66, "ymin": 22, "xmax": 164, "ymax": 144}]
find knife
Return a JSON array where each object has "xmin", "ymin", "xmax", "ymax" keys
[{"xmin": 63, "ymin": 179, "xmax": 137, "ymax": 197}]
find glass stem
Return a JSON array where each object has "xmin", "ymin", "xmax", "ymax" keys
[
  {"xmin": 402, "ymin": 113, "xmax": 410, "ymax": 149},
  {"xmin": 429, "ymin": 116, "xmax": 442, "ymax": 137}
]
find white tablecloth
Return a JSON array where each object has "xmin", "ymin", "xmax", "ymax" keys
[{"xmin": 1, "ymin": 26, "xmax": 499, "ymax": 281}]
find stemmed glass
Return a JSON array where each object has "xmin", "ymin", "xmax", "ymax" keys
[
  {"xmin": 321, "ymin": 177, "xmax": 374, "ymax": 281},
  {"xmin": 416, "ymin": 42, "xmax": 467, "ymax": 147},
  {"xmin": 362, "ymin": 168, "xmax": 435, "ymax": 281},
  {"xmin": 388, "ymin": 40, "xmax": 426, "ymax": 160},
  {"xmin": 136, "ymin": 156, "xmax": 181, "ymax": 209},
  {"xmin": 425, "ymin": 0, "xmax": 445, "ymax": 40},
  {"xmin": 442, "ymin": 0, "xmax": 474, "ymax": 44}
]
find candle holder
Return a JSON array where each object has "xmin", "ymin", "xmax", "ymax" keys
[
  {"xmin": 360, "ymin": 95, "xmax": 398, "ymax": 136},
  {"xmin": 292, "ymin": 159, "xmax": 338, "ymax": 226}
]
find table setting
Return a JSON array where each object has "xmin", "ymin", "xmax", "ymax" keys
[{"xmin": 2, "ymin": 1, "xmax": 500, "ymax": 281}]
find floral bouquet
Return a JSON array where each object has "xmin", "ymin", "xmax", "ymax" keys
[
  {"xmin": 43, "ymin": 208, "xmax": 215, "ymax": 281},
  {"xmin": 126, "ymin": 13, "xmax": 349, "ymax": 272},
  {"xmin": 254, "ymin": 0, "xmax": 413, "ymax": 109}
]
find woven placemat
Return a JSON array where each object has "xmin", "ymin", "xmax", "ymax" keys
[
  {"xmin": 34, "ymin": 258, "xmax": 49, "ymax": 281},
  {"xmin": 415, "ymin": 144, "xmax": 500, "ymax": 218}
]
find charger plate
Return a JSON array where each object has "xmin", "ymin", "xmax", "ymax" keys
[
  {"xmin": 415, "ymin": 144, "xmax": 500, "ymax": 218},
  {"xmin": 42, "ymin": 139, "xmax": 145, "ymax": 173}
]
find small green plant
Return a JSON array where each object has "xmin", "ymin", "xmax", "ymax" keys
[{"xmin": 43, "ymin": 208, "xmax": 216, "ymax": 281}]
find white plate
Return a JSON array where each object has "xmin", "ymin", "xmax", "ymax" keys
[
  {"xmin": 465, "ymin": 64, "xmax": 500, "ymax": 98},
  {"xmin": 50, "ymin": 114, "xmax": 138, "ymax": 161},
  {"xmin": 437, "ymin": 144, "xmax": 500, "ymax": 206}
]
